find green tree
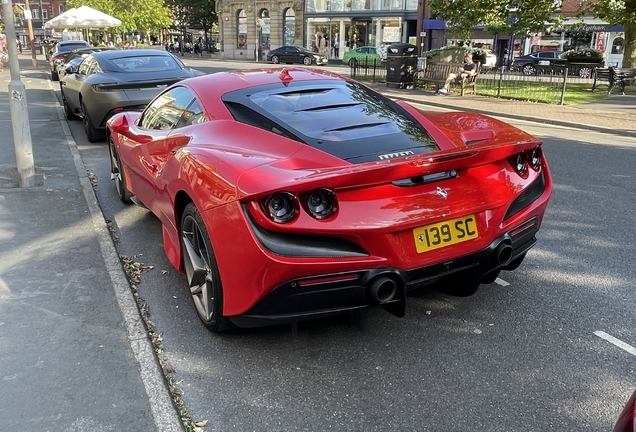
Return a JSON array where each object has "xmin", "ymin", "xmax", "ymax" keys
[
  {"xmin": 67, "ymin": 0, "xmax": 172, "ymax": 34},
  {"xmin": 171, "ymin": 0, "xmax": 218, "ymax": 47},
  {"xmin": 582, "ymin": 0, "xmax": 636, "ymax": 67}
]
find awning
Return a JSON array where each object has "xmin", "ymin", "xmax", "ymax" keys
[{"xmin": 422, "ymin": 19, "xmax": 447, "ymax": 30}]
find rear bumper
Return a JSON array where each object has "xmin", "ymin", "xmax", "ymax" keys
[{"xmin": 229, "ymin": 217, "xmax": 538, "ymax": 328}]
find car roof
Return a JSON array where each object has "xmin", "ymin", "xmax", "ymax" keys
[
  {"xmin": 183, "ymin": 68, "xmax": 342, "ymax": 103},
  {"xmin": 58, "ymin": 40, "xmax": 90, "ymax": 46},
  {"xmin": 93, "ymin": 49, "xmax": 174, "ymax": 59}
]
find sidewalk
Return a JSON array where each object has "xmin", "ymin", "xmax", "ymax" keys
[
  {"xmin": 0, "ymin": 51, "xmax": 633, "ymax": 431},
  {"xmin": 0, "ymin": 55, "xmax": 182, "ymax": 430}
]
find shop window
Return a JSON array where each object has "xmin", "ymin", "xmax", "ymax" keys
[
  {"xmin": 612, "ymin": 37, "xmax": 624, "ymax": 55},
  {"xmin": 307, "ymin": 18, "xmax": 331, "ymax": 55},
  {"xmin": 258, "ymin": 9, "xmax": 270, "ymax": 50},
  {"xmin": 237, "ymin": 10, "xmax": 247, "ymax": 49},
  {"xmin": 283, "ymin": 8, "xmax": 296, "ymax": 46}
]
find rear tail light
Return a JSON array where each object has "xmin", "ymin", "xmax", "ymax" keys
[
  {"xmin": 92, "ymin": 83, "xmax": 122, "ymax": 92},
  {"xmin": 511, "ymin": 153, "xmax": 527, "ymax": 176},
  {"xmin": 509, "ymin": 147, "xmax": 542, "ymax": 176},
  {"xmin": 263, "ymin": 192, "xmax": 298, "ymax": 224},
  {"xmin": 530, "ymin": 147, "xmax": 541, "ymax": 171},
  {"xmin": 304, "ymin": 188, "xmax": 337, "ymax": 220}
]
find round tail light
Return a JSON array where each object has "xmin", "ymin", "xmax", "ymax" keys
[
  {"xmin": 513, "ymin": 153, "xmax": 527, "ymax": 176},
  {"xmin": 305, "ymin": 188, "xmax": 337, "ymax": 220},
  {"xmin": 264, "ymin": 192, "xmax": 297, "ymax": 223},
  {"xmin": 530, "ymin": 147, "xmax": 541, "ymax": 171}
]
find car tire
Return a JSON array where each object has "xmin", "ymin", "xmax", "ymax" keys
[
  {"xmin": 181, "ymin": 203, "xmax": 233, "ymax": 333},
  {"xmin": 578, "ymin": 67, "xmax": 592, "ymax": 79},
  {"xmin": 51, "ymin": 69, "xmax": 59, "ymax": 81},
  {"xmin": 62, "ymin": 92, "xmax": 79, "ymax": 121},
  {"xmin": 522, "ymin": 64, "xmax": 536, "ymax": 75},
  {"xmin": 303, "ymin": 56, "xmax": 312, "ymax": 66},
  {"xmin": 109, "ymin": 136, "xmax": 133, "ymax": 204},
  {"xmin": 271, "ymin": 55, "xmax": 280, "ymax": 64},
  {"xmin": 81, "ymin": 101, "xmax": 105, "ymax": 143},
  {"xmin": 348, "ymin": 58, "xmax": 358, "ymax": 67}
]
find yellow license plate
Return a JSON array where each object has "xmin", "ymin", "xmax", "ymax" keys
[{"xmin": 413, "ymin": 214, "xmax": 479, "ymax": 253}]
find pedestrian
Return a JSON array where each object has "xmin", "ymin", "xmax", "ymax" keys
[
  {"xmin": 17, "ymin": 39, "xmax": 22, "ymax": 54},
  {"xmin": 436, "ymin": 53, "xmax": 477, "ymax": 95}
]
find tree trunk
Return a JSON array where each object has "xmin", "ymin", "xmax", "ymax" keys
[{"xmin": 624, "ymin": 20, "xmax": 636, "ymax": 68}]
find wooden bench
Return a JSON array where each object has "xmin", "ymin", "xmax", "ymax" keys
[
  {"xmin": 593, "ymin": 67, "xmax": 636, "ymax": 95},
  {"xmin": 414, "ymin": 62, "xmax": 481, "ymax": 96},
  {"xmin": 611, "ymin": 67, "xmax": 636, "ymax": 95}
]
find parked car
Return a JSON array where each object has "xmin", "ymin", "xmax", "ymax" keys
[
  {"xmin": 511, "ymin": 51, "xmax": 567, "ymax": 75},
  {"xmin": 106, "ymin": 67, "xmax": 553, "ymax": 332},
  {"xmin": 266, "ymin": 46, "xmax": 328, "ymax": 66},
  {"xmin": 55, "ymin": 47, "xmax": 116, "ymax": 81},
  {"xmin": 342, "ymin": 46, "xmax": 383, "ymax": 67},
  {"xmin": 60, "ymin": 49, "xmax": 203, "ymax": 142},
  {"xmin": 49, "ymin": 40, "xmax": 91, "ymax": 81}
]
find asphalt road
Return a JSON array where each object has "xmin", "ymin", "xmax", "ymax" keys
[{"xmin": 53, "ymin": 61, "xmax": 636, "ymax": 431}]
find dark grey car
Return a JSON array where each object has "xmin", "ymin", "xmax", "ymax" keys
[
  {"xmin": 60, "ymin": 49, "xmax": 203, "ymax": 142},
  {"xmin": 49, "ymin": 40, "xmax": 91, "ymax": 81}
]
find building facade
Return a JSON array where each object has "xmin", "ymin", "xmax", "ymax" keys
[{"xmin": 216, "ymin": 0, "xmax": 418, "ymax": 61}]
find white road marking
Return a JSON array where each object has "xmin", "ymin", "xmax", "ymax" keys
[
  {"xmin": 495, "ymin": 277, "xmax": 510, "ymax": 286},
  {"xmin": 594, "ymin": 331, "xmax": 636, "ymax": 357}
]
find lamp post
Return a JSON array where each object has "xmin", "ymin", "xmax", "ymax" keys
[
  {"xmin": 1, "ymin": 0, "xmax": 36, "ymax": 187},
  {"xmin": 254, "ymin": 4, "xmax": 259, "ymax": 62}
]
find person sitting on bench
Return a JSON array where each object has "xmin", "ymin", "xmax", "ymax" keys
[{"xmin": 436, "ymin": 54, "xmax": 477, "ymax": 95}]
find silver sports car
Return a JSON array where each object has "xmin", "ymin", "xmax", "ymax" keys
[{"xmin": 60, "ymin": 49, "xmax": 203, "ymax": 142}]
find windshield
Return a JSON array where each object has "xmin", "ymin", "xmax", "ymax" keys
[{"xmin": 107, "ymin": 55, "xmax": 181, "ymax": 73}]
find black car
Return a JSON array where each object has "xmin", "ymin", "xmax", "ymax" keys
[
  {"xmin": 266, "ymin": 46, "xmax": 328, "ymax": 66},
  {"xmin": 55, "ymin": 47, "xmax": 116, "ymax": 81},
  {"xmin": 60, "ymin": 49, "xmax": 203, "ymax": 142},
  {"xmin": 511, "ymin": 51, "xmax": 567, "ymax": 75},
  {"xmin": 49, "ymin": 40, "xmax": 91, "ymax": 81}
]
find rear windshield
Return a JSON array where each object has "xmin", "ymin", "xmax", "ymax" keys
[
  {"xmin": 246, "ymin": 81, "xmax": 435, "ymax": 146},
  {"xmin": 58, "ymin": 43, "xmax": 89, "ymax": 52},
  {"xmin": 107, "ymin": 55, "xmax": 181, "ymax": 73}
]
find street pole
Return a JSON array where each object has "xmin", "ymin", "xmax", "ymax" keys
[
  {"xmin": 23, "ymin": 0, "xmax": 37, "ymax": 67},
  {"xmin": 254, "ymin": 0, "xmax": 258, "ymax": 62},
  {"xmin": 1, "ymin": 0, "xmax": 36, "ymax": 187}
]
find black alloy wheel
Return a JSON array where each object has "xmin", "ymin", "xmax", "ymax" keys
[
  {"xmin": 109, "ymin": 137, "xmax": 133, "ymax": 204},
  {"xmin": 522, "ymin": 64, "xmax": 536, "ymax": 75},
  {"xmin": 579, "ymin": 67, "xmax": 592, "ymax": 79},
  {"xmin": 181, "ymin": 203, "xmax": 232, "ymax": 332}
]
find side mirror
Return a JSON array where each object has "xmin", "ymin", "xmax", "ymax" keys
[{"xmin": 65, "ymin": 65, "xmax": 76, "ymax": 74}]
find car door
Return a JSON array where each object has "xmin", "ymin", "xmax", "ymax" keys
[
  {"xmin": 120, "ymin": 86, "xmax": 195, "ymax": 214},
  {"xmin": 61, "ymin": 57, "xmax": 94, "ymax": 113},
  {"xmin": 286, "ymin": 46, "xmax": 301, "ymax": 63},
  {"xmin": 155, "ymin": 96, "xmax": 207, "ymax": 224}
]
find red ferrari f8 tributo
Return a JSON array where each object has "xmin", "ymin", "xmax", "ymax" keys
[{"xmin": 107, "ymin": 68, "xmax": 552, "ymax": 332}]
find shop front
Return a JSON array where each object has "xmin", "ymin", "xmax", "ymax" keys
[{"xmin": 305, "ymin": 16, "xmax": 407, "ymax": 60}]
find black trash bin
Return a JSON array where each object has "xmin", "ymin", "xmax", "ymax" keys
[{"xmin": 385, "ymin": 43, "xmax": 418, "ymax": 88}]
